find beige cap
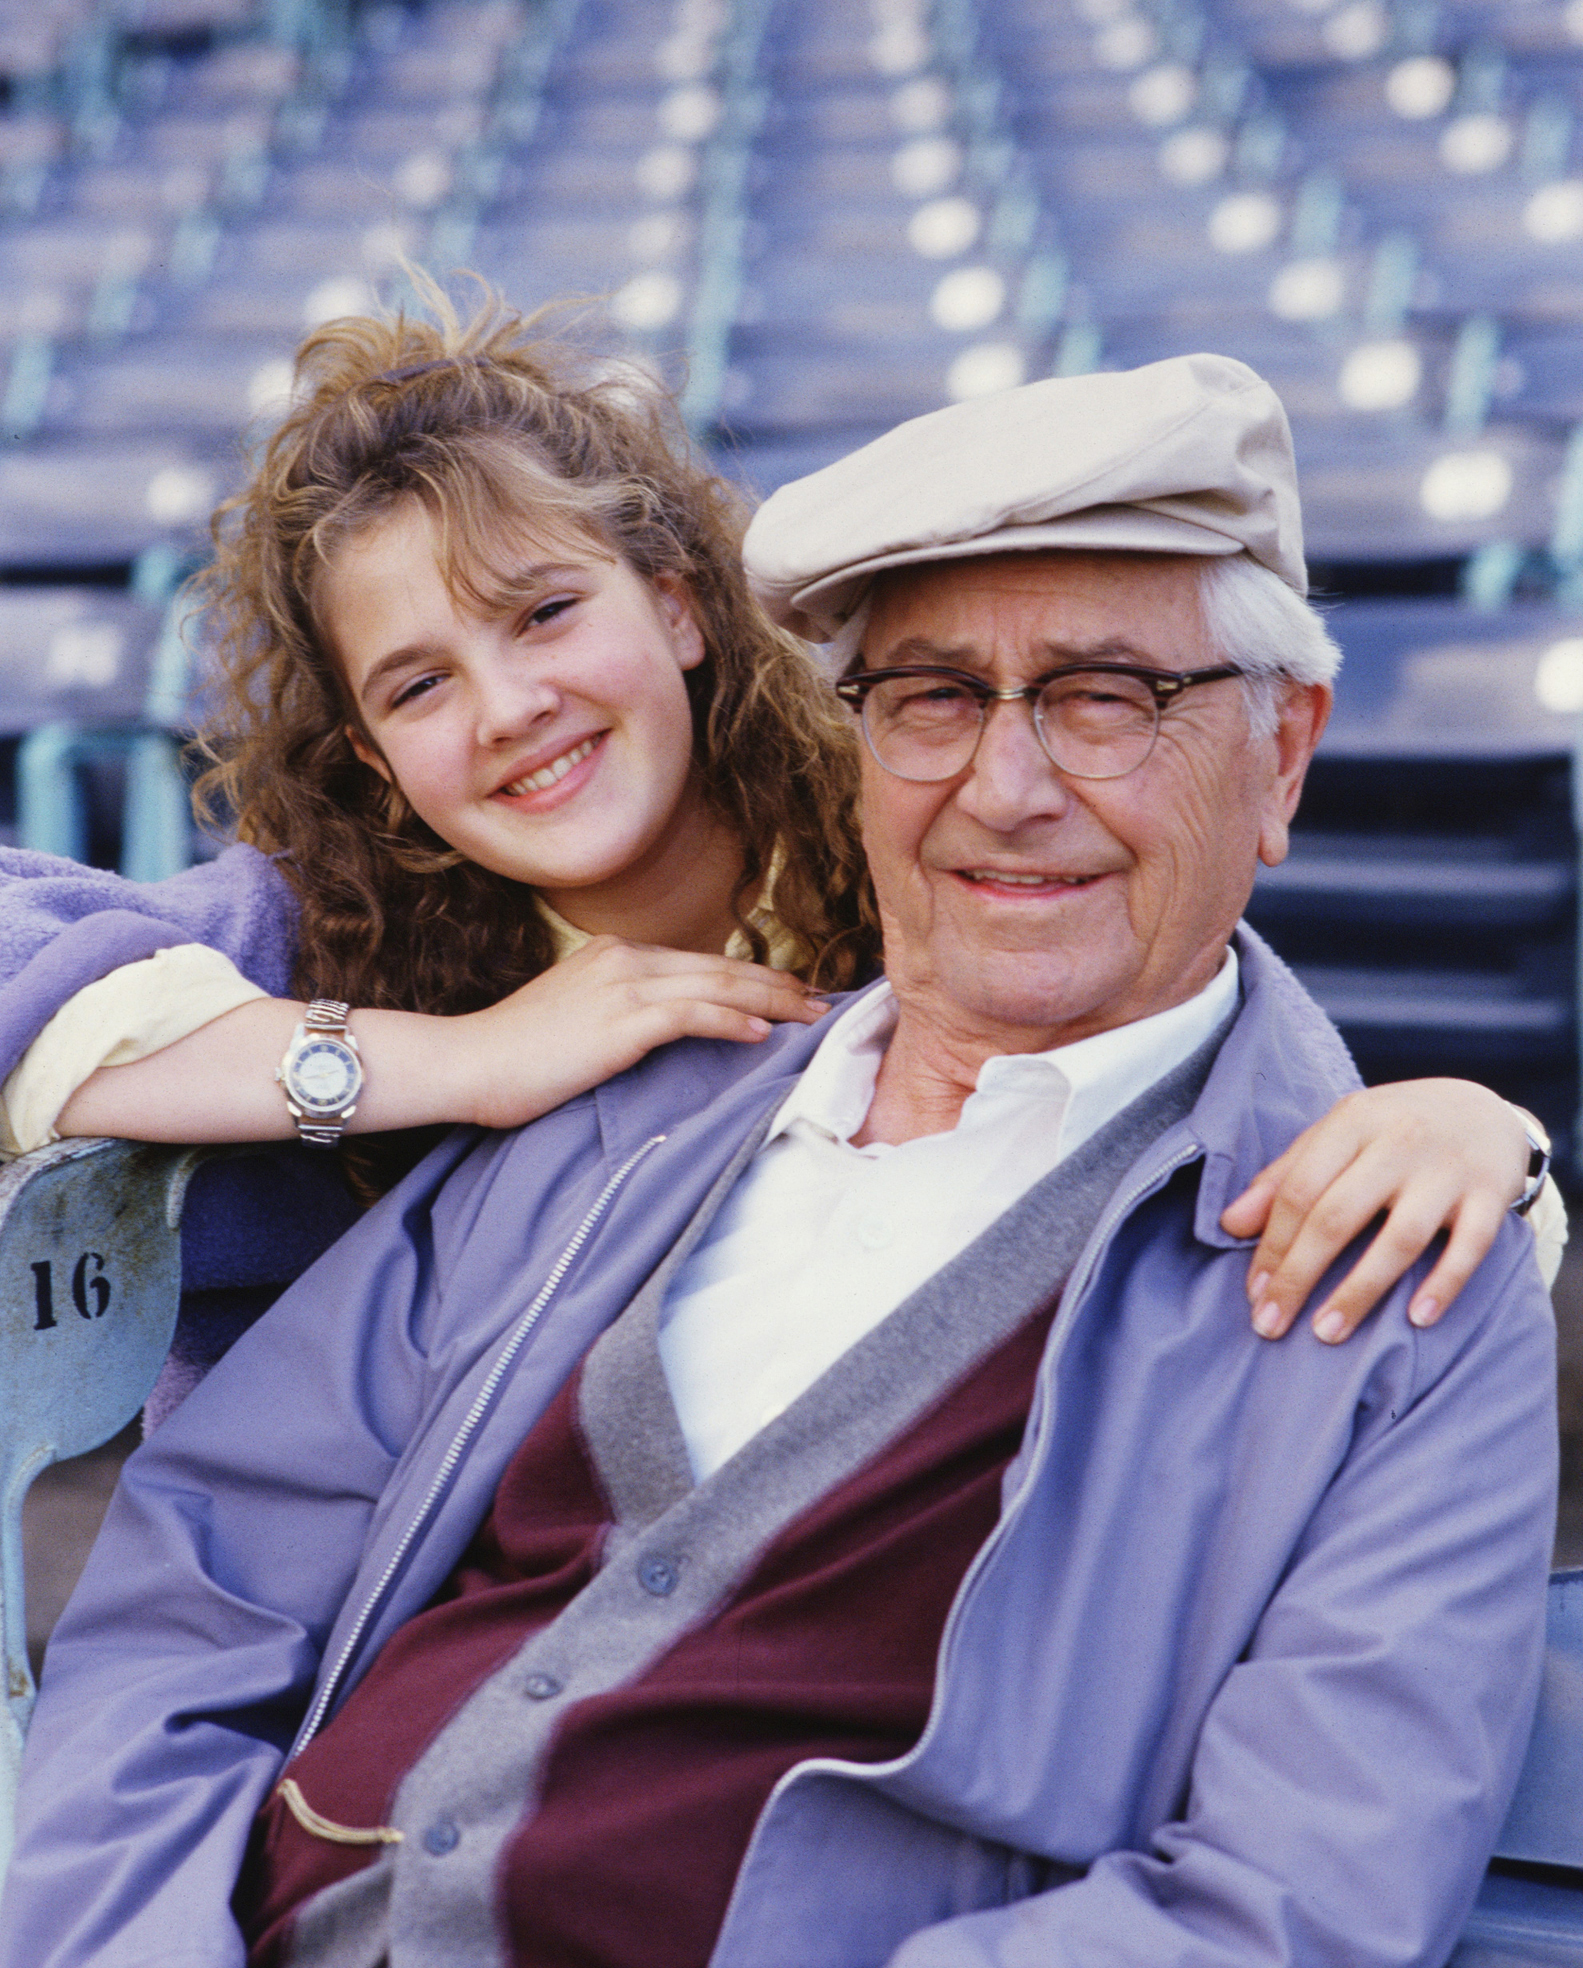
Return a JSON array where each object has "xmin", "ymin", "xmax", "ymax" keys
[{"xmin": 743, "ymin": 353, "xmax": 1306, "ymax": 642}]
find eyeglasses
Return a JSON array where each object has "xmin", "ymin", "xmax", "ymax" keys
[{"xmin": 833, "ymin": 661, "xmax": 1244, "ymax": 784}]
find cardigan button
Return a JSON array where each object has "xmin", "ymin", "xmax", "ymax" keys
[
  {"xmin": 422, "ymin": 1817, "xmax": 460, "ymax": 1856},
  {"xmin": 638, "ymin": 1554, "xmax": 679, "ymax": 1597},
  {"xmin": 524, "ymin": 1672, "xmax": 563, "ymax": 1701}
]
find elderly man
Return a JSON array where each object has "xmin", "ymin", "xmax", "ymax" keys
[{"xmin": 2, "ymin": 356, "xmax": 1555, "ymax": 1968}]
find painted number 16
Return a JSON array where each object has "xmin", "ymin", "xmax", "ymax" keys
[{"xmin": 30, "ymin": 1253, "xmax": 110, "ymax": 1329}]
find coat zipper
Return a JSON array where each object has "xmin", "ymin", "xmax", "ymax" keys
[
  {"xmin": 290, "ymin": 1133, "xmax": 667, "ymax": 1757},
  {"xmin": 710, "ymin": 1134, "xmax": 1203, "ymax": 1960}
]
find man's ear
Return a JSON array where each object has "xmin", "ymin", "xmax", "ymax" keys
[
  {"xmin": 1258, "ymin": 681, "xmax": 1330, "ymax": 868},
  {"xmin": 347, "ymin": 725, "xmax": 392, "ymax": 783},
  {"xmin": 652, "ymin": 572, "xmax": 707, "ymax": 672}
]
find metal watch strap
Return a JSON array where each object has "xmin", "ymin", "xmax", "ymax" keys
[
  {"xmin": 1513, "ymin": 1118, "xmax": 1552, "ymax": 1218},
  {"xmin": 286, "ymin": 999, "xmax": 360, "ymax": 1148}
]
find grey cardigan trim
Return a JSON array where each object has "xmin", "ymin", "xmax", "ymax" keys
[{"xmin": 285, "ymin": 1031, "xmax": 1224, "ymax": 1968}]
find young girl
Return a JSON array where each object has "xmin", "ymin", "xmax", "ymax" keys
[{"xmin": 0, "ymin": 293, "xmax": 1557, "ymax": 1406}]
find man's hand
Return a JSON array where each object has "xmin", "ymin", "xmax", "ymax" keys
[{"xmin": 1220, "ymin": 1079, "xmax": 1538, "ymax": 1343}]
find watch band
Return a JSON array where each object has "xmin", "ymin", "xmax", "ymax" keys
[
  {"xmin": 1512, "ymin": 1112, "xmax": 1552, "ymax": 1218},
  {"xmin": 278, "ymin": 998, "xmax": 363, "ymax": 1147}
]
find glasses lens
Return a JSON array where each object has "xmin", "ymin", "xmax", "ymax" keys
[
  {"xmin": 1036, "ymin": 671, "xmax": 1160, "ymax": 779},
  {"xmin": 862, "ymin": 675, "xmax": 982, "ymax": 781}
]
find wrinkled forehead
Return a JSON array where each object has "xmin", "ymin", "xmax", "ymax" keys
[{"xmin": 861, "ymin": 548, "xmax": 1212, "ymax": 670}]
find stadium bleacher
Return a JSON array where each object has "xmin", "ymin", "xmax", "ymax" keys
[{"xmin": 0, "ymin": 0, "xmax": 1581, "ymax": 1156}]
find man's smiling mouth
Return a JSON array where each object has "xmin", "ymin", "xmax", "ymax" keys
[
  {"xmin": 957, "ymin": 869, "xmax": 1104, "ymax": 888},
  {"xmin": 499, "ymin": 734, "xmax": 602, "ymax": 797}
]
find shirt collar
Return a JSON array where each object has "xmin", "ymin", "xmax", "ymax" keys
[
  {"xmin": 768, "ymin": 951, "xmax": 1241, "ymax": 1154},
  {"xmin": 535, "ymin": 846, "xmax": 807, "ymax": 973}
]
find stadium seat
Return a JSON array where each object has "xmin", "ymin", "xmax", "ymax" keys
[
  {"xmin": 1452, "ymin": 1568, "xmax": 1583, "ymax": 1965},
  {"xmin": 1245, "ymin": 599, "xmax": 1581, "ymax": 1151},
  {"xmin": 0, "ymin": 588, "xmax": 164, "ymax": 736},
  {"xmin": 0, "ymin": 1127, "xmax": 361, "ymax": 1890},
  {"xmin": 0, "ymin": 1137, "xmax": 196, "ymax": 1888}
]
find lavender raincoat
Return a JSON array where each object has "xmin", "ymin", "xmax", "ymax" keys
[{"xmin": 0, "ymin": 928, "xmax": 1558, "ymax": 1968}]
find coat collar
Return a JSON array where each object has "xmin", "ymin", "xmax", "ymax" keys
[
  {"xmin": 1188, "ymin": 924, "xmax": 1361, "ymax": 1250},
  {"xmin": 588, "ymin": 923, "xmax": 1356, "ymax": 1257}
]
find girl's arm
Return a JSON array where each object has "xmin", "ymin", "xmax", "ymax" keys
[
  {"xmin": 1221, "ymin": 1079, "xmax": 1559, "ymax": 1343},
  {"xmin": 55, "ymin": 934, "xmax": 828, "ymax": 1143},
  {"xmin": 58, "ymin": 984, "xmax": 1561, "ymax": 1341}
]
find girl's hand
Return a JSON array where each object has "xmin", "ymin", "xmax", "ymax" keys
[
  {"xmin": 455, "ymin": 936, "xmax": 829, "ymax": 1130},
  {"xmin": 1219, "ymin": 1080, "xmax": 1537, "ymax": 1344},
  {"xmin": 54, "ymin": 938, "xmax": 829, "ymax": 1146}
]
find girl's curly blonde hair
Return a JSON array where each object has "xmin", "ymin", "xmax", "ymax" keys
[{"xmin": 192, "ymin": 291, "xmax": 878, "ymax": 1036}]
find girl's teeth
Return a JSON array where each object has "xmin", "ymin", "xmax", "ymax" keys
[{"xmin": 504, "ymin": 736, "xmax": 597, "ymax": 796}]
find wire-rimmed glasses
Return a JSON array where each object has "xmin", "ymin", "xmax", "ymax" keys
[{"xmin": 833, "ymin": 662, "xmax": 1244, "ymax": 784}]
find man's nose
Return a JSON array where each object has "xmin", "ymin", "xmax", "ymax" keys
[{"xmin": 954, "ymin": 694, "xmax": 1071, "ymax": 828}]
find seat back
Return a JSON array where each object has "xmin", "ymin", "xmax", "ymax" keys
[
  {"xmin": 1494, "ymin": 1568, "xmax": 1583, "ymax": 1869},
  {"xmin": 0, "ymin": 1137, "xmax": 201, "ymax": 1887}
]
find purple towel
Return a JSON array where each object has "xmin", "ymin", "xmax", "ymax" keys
[
  {"xmin": 0, "ymin": 844, "xmax": 363, "ymax": 1428},
  {"xmin": 0, "ymin": 843, "xmax": 300, "ymax": 1082}
]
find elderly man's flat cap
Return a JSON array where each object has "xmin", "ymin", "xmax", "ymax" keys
[{"xmin": 743, "ymin": 353, "xmax": 1305, "ymax": 641}]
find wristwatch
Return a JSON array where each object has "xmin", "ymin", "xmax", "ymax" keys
[
  {"xmin": 277, "ymin": 999, "xmax": 364, "ymax": 1146},
  {"xmin": 1512, "ymin": 1110, "xmax": 1552, "ymax": 1218}
]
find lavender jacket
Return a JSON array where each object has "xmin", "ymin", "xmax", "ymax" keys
[{"xmin": 0, "ymin": 929, "xmax": 1557, "ymax": 1968}]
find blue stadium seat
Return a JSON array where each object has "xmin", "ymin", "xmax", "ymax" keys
[
  {"xmin": 37, "ymin": 335, "xmax": 296, "ymax": 442},
  {"xmin": 0, "ymin": 440, "xmax": 226, "ymax": 566},
  {"xmin": 1453, "ymin": 1569, "xmax": 1583, "ymax": 1965},
  {"xmin": 1245, "ymin": 599, "xmax": 1581, "ymax": 1150},
  {"xmin": 0, "ymin": 589, "xmax": 164, "ymax": 739}
]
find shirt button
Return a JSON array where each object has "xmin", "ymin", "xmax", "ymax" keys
[
  {"xmin": 638, "ymin": 1554, "xmax": 679, "ymax": 1597},
  {"xmin": 422, "ymin": 1817, "xmax": 460, "ymax": 1856},
  {"xmin": 856, "ymin": 1213, "xmax": 891, "ymax": 1250},
  {"xmin": 523, "ymin": 1672, "xmax": 562, "ymax": 1701}
]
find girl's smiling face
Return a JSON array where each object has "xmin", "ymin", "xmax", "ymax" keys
[{"xmin": 324, "ymin": 499, "xmax": 730, "ymax": 937}]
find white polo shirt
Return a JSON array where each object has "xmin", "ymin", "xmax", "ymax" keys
[{"xmin": 657, "ymin": 953, "xmax": 1241, "ymax": 1480}]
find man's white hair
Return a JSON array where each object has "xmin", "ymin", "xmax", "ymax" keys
[
  {"xmin": 1196, "ymin": 554, "xmax": 1341, "ymax": 740},
  {"xmin": 823, "ymin": 598, "xmax": 871, "ymax": 679},
  {"xmin": 819, "ymin": 552, "xmax": 1341, "ymax": 743}
]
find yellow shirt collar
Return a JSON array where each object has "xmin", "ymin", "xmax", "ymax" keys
[{"xmin": 535, "ymin": 849, "xmax": 806, "ymax": 974}]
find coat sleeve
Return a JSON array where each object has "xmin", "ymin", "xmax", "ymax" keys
[
  {"xmin": 0, "ymin": 1141, "xmax": 470, "ymax": 1968},
  {"xmin": 887, "ymin": 1233, "xmax": 1559, "ymax": 1968},
  {"xmin": 0, "ymin": 843, "xmax": 300, "ymax": 1080}
]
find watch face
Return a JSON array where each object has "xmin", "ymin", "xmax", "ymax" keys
[{"xmin": 288, "ymin": 1038, "xmax": 363, "ymax": 1113}]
